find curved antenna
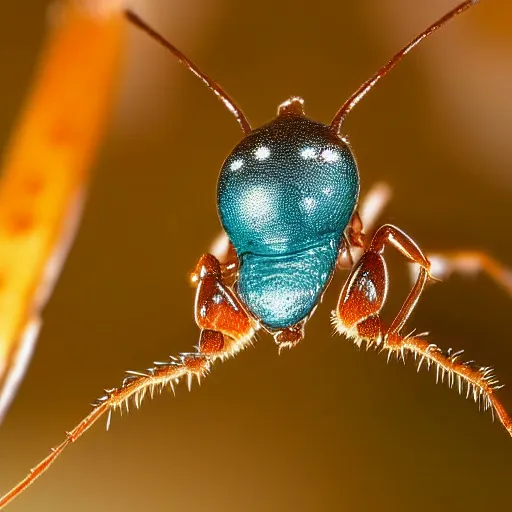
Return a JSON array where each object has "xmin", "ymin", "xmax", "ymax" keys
[
  {"xmin": 125, "ymin": 10, "xmax": 252, "ymax": 135},
  {"xmin": 330, "ymin": 0, "xmax": 479, "ymax": 134}
]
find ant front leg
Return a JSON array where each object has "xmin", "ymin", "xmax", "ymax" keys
[
  {"xmin": 336, "ymin": 224, "xmax": 430, "ymax": 344},
  {"xmin": 334, "ymin": 224, "xmax": 512, "ymax": 437},
  {"xmin": 337, "ymin": 212, "xmax": 366, "ymax": 270},
  {"xmin": 337, "ymin": 182, "xmax": 392, "ymax": 270},
  {"xmin": 192, "ymin": 253, "xmax": 255, "ymax": 358},
  {"xmin": 0, "ymin": 253, "xmax": 256, "ymax": 509},
  {"xmin": 425, "ymin": 250, "xmax": 512, "ymax": 297}
]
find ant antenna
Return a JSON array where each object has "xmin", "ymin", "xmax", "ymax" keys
[
  {"xmin": 330, "ymin": 0, "xmax": 479, "ymax": 134},
  {"xmin": 125, "ymin": 10, "xmax": 252, "ymax": 135}
]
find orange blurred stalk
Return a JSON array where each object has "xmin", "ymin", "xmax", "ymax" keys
[{"xmin": 0, "ymin": 1, "xmax": 125, "ymax": 420}]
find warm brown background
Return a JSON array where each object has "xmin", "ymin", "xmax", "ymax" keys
[{"xmin": 1, "ymin": 1, "xmax": 511, "ymax": 511}]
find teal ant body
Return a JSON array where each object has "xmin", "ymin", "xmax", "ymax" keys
[{"xmin": 218, "ymin": 107, "xmax": 359, "ymax": 329}]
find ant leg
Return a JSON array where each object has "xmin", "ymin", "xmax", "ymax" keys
[
  {"xmin": 426, "ymin": 250, "xmax": 512, "ymax": 297},
  {"xmin": 0, "ymin": 253, "xmax": 255, "ymax": 509},
  {"xmin": 192, "ymin": 253, "xmax": 254, "ymax": 356},
  {"xmin": 336, "ymin": 224, "xmax": 430, "ymax": 341},
  {"xmin": 334, "ymin": 225, "xmax": 512, "ymax": 437},
  {"xmin": 337, "ymin": 231, "xmax": 359, "ymax": 271},
  {"xmin": 346, "ymin": 210, "xmax": 366, "ymax": 248},
  {"xmin": 337, "ymin": 182, "xmax": 392, "ymax": 270},
  {"xmin": 208, "ymin": 231, "xmax": 239, "ymax": 280},
  {"xmin": 358, "ymin": 182, "xmax": 392, "ymax": 234}
]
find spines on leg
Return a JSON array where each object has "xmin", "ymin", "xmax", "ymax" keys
[
  {"xmin": 0, "ymin": 253, "xmax": 258, "ymax": 509},
  {"xmin": 333, "ymin": 223, "xmax": 512, "ymax": 437}
]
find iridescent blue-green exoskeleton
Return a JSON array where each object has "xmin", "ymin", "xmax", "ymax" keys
[{"xmin": 217, "ymin": 98, "xmax": 359, "ymax": 330}]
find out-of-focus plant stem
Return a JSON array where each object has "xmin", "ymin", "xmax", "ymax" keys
[{"xmin": 0, "ymin": 0, "xmax": 125, "ymax": 421}]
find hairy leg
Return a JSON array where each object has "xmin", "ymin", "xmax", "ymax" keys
[
  {"xmin": 0, "ymin": 253, "xmax": 256, "ymax": 509},
  {"xmin": 426, "ymin": 250, "xmax": 512, "ymax": 297},
  {"xmin": 337, "ymin": 182, "xmax": 392, "ymax": 270},
  {"xmin": 334, "ymin": 224, "xmax": 512, "ymax": 437}
]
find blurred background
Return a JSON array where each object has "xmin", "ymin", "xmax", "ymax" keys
[{"xmin": 0, "ymin": 0, "xmax": 511, "ymax": 510}]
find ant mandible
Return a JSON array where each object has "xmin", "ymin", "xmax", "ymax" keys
[{"xmin": 1, "ymin": 0, "xmax": 511, "ymax": 508}]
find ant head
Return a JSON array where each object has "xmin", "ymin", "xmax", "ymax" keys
[{"xmin": 216, "ymin": 108, "xmax": 359, "ymax": 258}]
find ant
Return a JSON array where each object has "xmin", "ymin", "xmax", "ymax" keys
[{"xmin": 1, "ymin": 0, "xmax": 511, "ymax": 508}]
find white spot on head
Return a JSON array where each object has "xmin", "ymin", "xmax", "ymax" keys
[
  {"xmin": 303, "ymin": 197, "xmax": 316, "ymax": 212},
  {"xmin": 243, "ymin": 186, "xmax": 273, "ymax": 221},
  {"xmin": 230, "ymin": 159, "xmax": 243, "ymax": 171},
  {"xmin": 320, "ymin": 148, "xmax": 339, "ymax": 163},
  {"xmin": 301, "ymin": 147, "xmax": 316, "ymax": 159},
  {"xmin": 254, "ymin": 146, "xmax": 270, "ymax": 161}
]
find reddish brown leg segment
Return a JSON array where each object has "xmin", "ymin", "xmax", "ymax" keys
[
  {"xmin": 337, "ymin": 213, "xmax": 366, "ymax": 270},
  {"xmin": 337, "ymin": 182, "xmax": 392, "ymax": 271},
  {"xmin": 426, "ymin": 250, "xmax": 512, "ymax": 297},
  {"xmin": 192, "ymin": 253, "xmax": 254, "ymax": 356},
  {"xmin": 334, "ymin": 224, "xmax": 512, "ymax": 437},
  {"xmin": 208, "ymin": 232, "xmax": 240, "ymax": 280},
  {"xmin": 0, "ymin": 253, "xmax": 256, "ymax": 509},
  {"xmin": 337, "ymin": 224, "xmax": 431, "ymax": 339},
  {"xmin": 346, "ymin": 210, "xmax": 366, "ymax": 248}
]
